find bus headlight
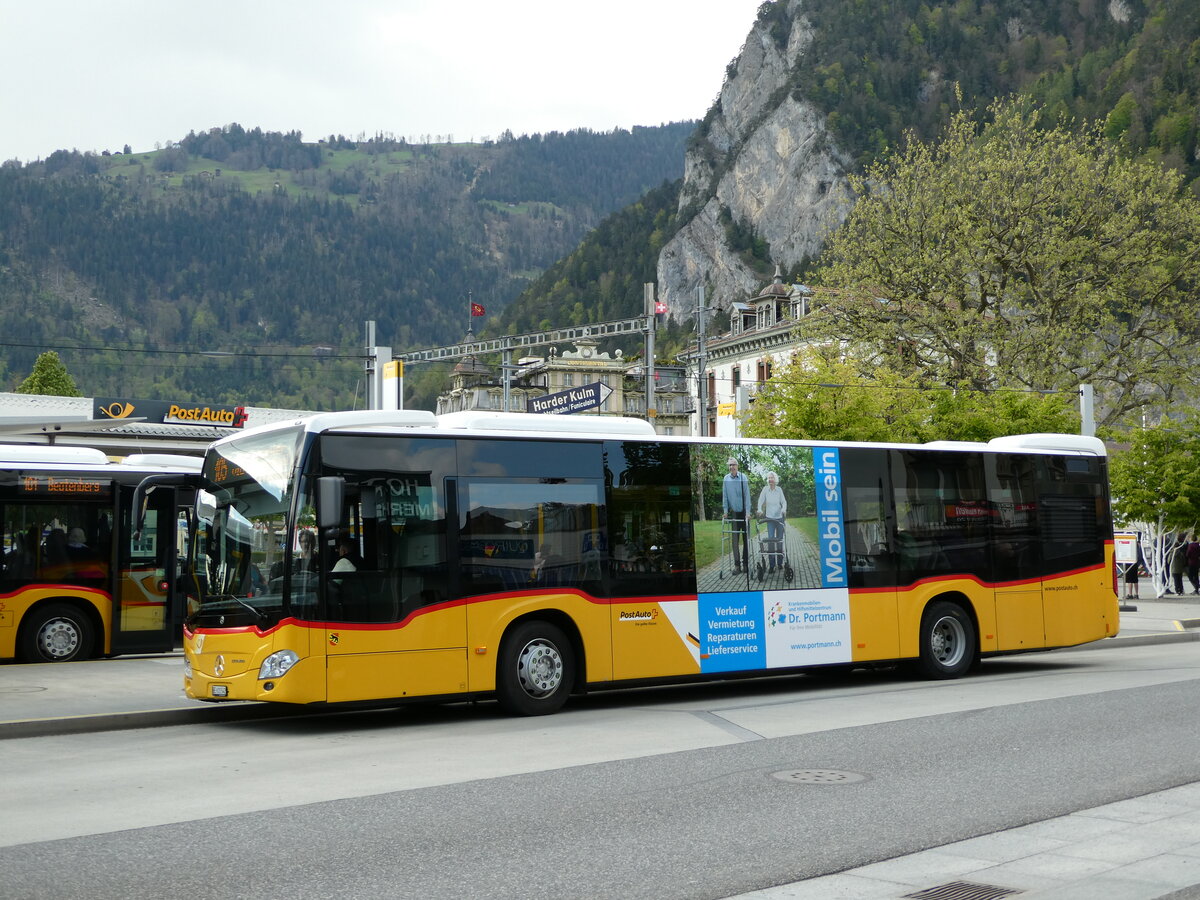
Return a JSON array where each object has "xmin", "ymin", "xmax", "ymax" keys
[
  {"xmin": 183, "ymin": 656, "xmax": 193, "ymax": 679},
  {"xmin": 259, "ymin": 650, "xmax": 300, "ymax": 680}
]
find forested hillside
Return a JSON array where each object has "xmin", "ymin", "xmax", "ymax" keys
[
  {"xmin": 0, "ymin": 123, "xmax": 692, "ymax": 409},
  {"xmin": 764, "ymin": 0, "xmax": 1200, "ymax": 180}
]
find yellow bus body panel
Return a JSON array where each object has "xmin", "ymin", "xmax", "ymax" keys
[
  {"xmin": 325, "ymin": 601, "xmax": 467, "ymax": 703},
  {"xmin": 1043, "ymin": 558, "xmax": 1119, "ymax": 647},
  {"xmin": 0, "ymin": 586, "xmax": 111, "ymax": 659},
  {"xmin": 327, "ymin": 648, "xmax": 467, "ymax": 703},
  {"xmin": 610, "ymin": 599, "xmax": 700, "ymax": 680},
  {"xmin": 847, "ymin": 590, "xmax": 901, "ymax": 662}
]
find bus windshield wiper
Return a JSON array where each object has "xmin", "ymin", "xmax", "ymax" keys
[{"xmin": 208, "ymin": 594, "xmax": 267, "ymax": 625}]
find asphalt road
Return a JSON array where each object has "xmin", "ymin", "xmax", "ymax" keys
[{"xmin": 2, "ymin": 641, "xmax": 1199, "ymax": 899}]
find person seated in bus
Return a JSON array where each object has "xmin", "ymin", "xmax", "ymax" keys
[
  {"xmin": 66, "ymin": 528, "xmax": 90, "ymax": 559},
  {"xmin": 65, "ymin": 526, "xmax": 106, "ymax": 578},
  {"xmin": 333, "ymin": 534, "xmax": 362, "ymax": 573}
]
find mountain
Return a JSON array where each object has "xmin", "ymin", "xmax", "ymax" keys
[
  {"xmin": 0, "ymin": 124, "xmax": 693, "ymax": 409},
  {"xmin": 652, "ymin": 0, "xmax": 1200, "ymax": 318}
]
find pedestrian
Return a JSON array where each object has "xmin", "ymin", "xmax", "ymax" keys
[
  {"xmin": 1124, "ymin": 540, "xmax": 1145, "ymax": 601},
  {"xmin": 1187, "ymin": 535, "xmax": 1200, "ymax": 595},
  {"xmin": 1169, "ymin": 536, "xmax": 1188, "ymax": 595}
]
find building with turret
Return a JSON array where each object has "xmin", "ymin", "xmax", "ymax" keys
[{"xmin": 686, "ymin": 267, "xmax": 813, "ymax": 437}]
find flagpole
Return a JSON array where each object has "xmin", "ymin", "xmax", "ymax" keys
[{"xmin": 467, "ymin": 291, "xmax": 473, "ymax": 338}]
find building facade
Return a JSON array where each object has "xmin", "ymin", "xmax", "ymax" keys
[{"xmin": 687, "ymin": 268, "xmax": 812, "ymax": 437}]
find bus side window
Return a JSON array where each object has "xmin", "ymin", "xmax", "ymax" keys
[
  {"xmin": 605, "ymin": 441, "xmax": 696, "ymax": 598},
  {"xmin": 891, "ymin": 450, "xmax": 988, "ymax": 584},
  {"xmin": 1035, "ymin": 456, "xmax": 1107, "ymax": 575},
  {"xmin": 840, "ymin": 449, "xmax": 896, "ymax": 589},
  {"xmin": 987, "ymin": 454, "xmax": 1041, "ymax": 583},
  {"xmin": 458, "ymin": 478, "xmax": 605, "ymax": 597},
  {"xmin": 318, "ymin": 436, "xmax": 454, "ymax": 623}
]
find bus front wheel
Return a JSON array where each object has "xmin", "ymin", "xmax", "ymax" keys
[
  {"xmin": 917, "ymin": 600, "xmax": 975, "ymax": 679},
  {"xmin": 496, "ymin": 621, "xmax": 574, "ymax": 716},
  {"xmin": 19, "ymin": 603, "xmax": 94, "ymax": 663}
]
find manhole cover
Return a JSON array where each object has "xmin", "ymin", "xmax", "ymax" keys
[{"xmin": 770, "ymin": 768, "xmax": 870, "ymax": 784}]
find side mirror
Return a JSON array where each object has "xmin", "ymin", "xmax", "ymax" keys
[{"xmin": 316, "ymin": 476, "xmax": 344, "ymax": 531}]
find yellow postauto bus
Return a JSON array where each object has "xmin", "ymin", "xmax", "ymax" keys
[
  {"xmin": 168, "ymin": 410, "xmax": 1117, "ymax": 715},
  {"xmin": 0, "ymin": 445, "xmax": 200, "ymax": 663}
]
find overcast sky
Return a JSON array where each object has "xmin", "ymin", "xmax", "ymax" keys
[{"xmin": 0, "ymin": 0, "xmax": 765, "ymax": 163}]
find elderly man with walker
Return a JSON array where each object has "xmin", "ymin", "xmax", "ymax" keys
[{"xmin": 722, "ymin": 457, "xmax": 751, "ymax": 575}]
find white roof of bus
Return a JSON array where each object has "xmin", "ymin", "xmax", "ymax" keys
[
  {"xmin": 986, "ymin": 433, "xmax": 1105, "ymax": 455},
  {"xmin": 0, "ymin": 444, "xmax": 203, "ymax": 473},
  {"xmin": 0, "ymin": 444, "xmax": 109, "ymax": 465},
  {"xmin": 207, "ymin": 411, "xmax": 1104, "ymax": 456},
  {"xmin": 209, "ymin": 409, "xmax": 656, "ymax": 447}
]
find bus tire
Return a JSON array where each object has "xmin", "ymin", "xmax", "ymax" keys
[
  {"xmin": 19, "ymin": 603, "xmax": 94, "ymax": 663},
  {"xmin": 916, "ymin": 600, "xmax": 974, "ymax": 679},
  {"xmin": 496, "ymin": 621, "xmax": 574, "ymax": 716}
]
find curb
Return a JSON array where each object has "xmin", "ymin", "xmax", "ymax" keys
[
  {"xmin": 1075, "ymin": 629, "xmax": 1200, "ymax": 651},
  {"xmin": 0, "ymin": 701, "xmax": 319, "ymax": 741}
]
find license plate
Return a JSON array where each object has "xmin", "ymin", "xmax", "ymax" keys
[{"xmin": 211, "ymin": 684, "xmax": 229, "ymax": 698}]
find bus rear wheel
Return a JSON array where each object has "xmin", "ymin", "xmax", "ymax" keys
[
  {"xmin": 19, "ymin": 603, "xmax": 93, "ymax": 663},
  {"xmin": 496, "ymin": 621, "xmax": 574, "ymax": 716},
  {"xmin": 917, "ymin": 600, "xmax": 974, "ymax": 679}
]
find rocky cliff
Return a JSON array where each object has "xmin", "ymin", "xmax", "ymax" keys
[{"xmin": 656, "ymin": 0, "xmax": 853, "ymax": 319}]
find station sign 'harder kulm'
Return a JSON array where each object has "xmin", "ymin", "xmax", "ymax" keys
[
  {"xmin": 94, "ymin": 398, "xmax": 249, "ymax": 429},
  {"xmin": 527, "ymin": 382, "xmax": 613, "ymax": 415}
]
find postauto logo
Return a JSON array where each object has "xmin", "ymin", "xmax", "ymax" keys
[
  {"xmin": 94, "ymin": 397, "xmax": 249, "ymax": 429},
  {"xmin": 98, "ymin": 401, "xmax": 136, "ymax": 420},
  {"xmin": 164, "ymin": 404, "xmax": 247, "ymax": 427}
]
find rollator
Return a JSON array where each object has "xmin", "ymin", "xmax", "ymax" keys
[{"xmin": 754, "ymin": 516, "xmax": 793, "ymax": 583}]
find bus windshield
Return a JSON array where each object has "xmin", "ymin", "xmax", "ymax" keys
[{"xmin": 188, "ymin": 427, "xmax": 305, "ymax": 628}]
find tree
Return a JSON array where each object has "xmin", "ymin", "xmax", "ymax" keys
[
  {"xmin": 14, "ymin": 351, "xmax": 82, "ymax": 397},
  {"xmin": 741, "ymin": 346, "xmax": 1076, "ymax": 443},
  {"xmin": 807, "ymin": 96, "xmax": 1200, "ymax": 428},
  {"xmin": 1108, "ymin": 415, "xmax": 1200, "ymax": 596}
]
